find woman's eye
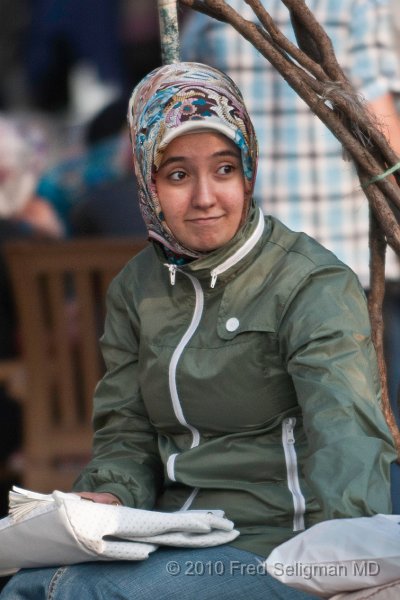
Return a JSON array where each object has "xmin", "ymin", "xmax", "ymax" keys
[
  {"xmin": 217, "ymin": 164, "xmax": 235, "ymax": 175},
  {"xmin": 169, "ymin": 170, "xmax": 186, "ymax": 181}
]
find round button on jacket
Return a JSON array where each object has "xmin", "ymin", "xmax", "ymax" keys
[{"xmin": 226, "ymin": 317, "xmax": 240, "ymax": 332}]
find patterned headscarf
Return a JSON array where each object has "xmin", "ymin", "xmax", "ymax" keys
[{"xmin": 128, "ymin": 62, "xmax": 258, "ymax": 258}]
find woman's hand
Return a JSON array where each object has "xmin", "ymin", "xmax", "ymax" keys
[{"xmin": 76, "ymin": 492, "xmax": 122, "ymax": 505}]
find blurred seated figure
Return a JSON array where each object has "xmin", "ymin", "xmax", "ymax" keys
[
  {"xmin": 69, "ymin": 97, "xmax": 147, "ymax": 238},
  {"xmin": 0, "ymin": 113, "xmax": 64, "ymax": 392},
  {"xmin": 0, "ymin": 116, "xmax": 63, "ymax": 237},
  {"xmin": 70, "ymin": 173, "xmax": 147, "ymax": 238},
  {"xmin": 37, "ymin": 97, "xmax": 132, "ymax": 232},
  {"xmin": 0, "ymin": 115, "xmax": 63, "ymax": 488}
]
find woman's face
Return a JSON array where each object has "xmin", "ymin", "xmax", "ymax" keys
[{"xmin": 155, "ymin": 132, "xmax": 249, "ymax": 253}]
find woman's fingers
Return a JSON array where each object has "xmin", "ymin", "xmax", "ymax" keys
[{"xmin": 76, "ymin": 491, "xmax": 122, "ymax": 505}]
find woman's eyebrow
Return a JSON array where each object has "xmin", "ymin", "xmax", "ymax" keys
[
  {"xmin": 158, "ymin": 149, "xmax": 240, "ymax": 171},
  {"xmin": 158, "ymin": 156, "xmax": 186, "ymax": 170},
  {"xmin": 213, "ymin": 149, "xmax": 240, "ymax": 159}
]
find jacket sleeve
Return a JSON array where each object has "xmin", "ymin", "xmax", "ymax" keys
[
  {"xmin": 73, "ymin": 271, "xmax": 164, "ymax": 508},
  {"xmin": 278, "ymin": 263, "xmax": 396, "ymax": 519}
]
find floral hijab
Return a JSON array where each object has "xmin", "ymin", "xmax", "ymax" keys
[{"xmin": 128, "ymin": 62, "xmax": 258, "ymax": 258}]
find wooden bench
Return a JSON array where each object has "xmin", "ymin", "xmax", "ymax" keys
[{"xmin": 4, "ymin": 237, "xmax": 146, "ymax": 492}]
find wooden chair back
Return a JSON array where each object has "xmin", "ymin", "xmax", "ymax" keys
[{"xmin": 4, "ymin": 238, "xmax": 147, "ymax": 492}]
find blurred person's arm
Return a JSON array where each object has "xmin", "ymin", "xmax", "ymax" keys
[
  {"xmin": 368, "ymin": 92, "xmax": 400, "ymax": 157},
  {"xmin": 15, "ymin": 197, "xmax": 65, "ymax": 239},
  {"xmin": 349, "ymin": 0, "xmax": 400, "ymax": 157}
]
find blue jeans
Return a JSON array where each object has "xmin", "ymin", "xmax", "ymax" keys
[
  {"xmin": 0, "ymin": 545, "xmax": 319, "ymax": 600},
  {"xmin": 382, "ymin": 282, "xmax": 400, "ymax": 428},
  {"xmin": 391, "ymin": 461, "xmax": 400, "ymax": 513}
]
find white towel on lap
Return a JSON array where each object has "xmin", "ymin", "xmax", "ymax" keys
[{"xmin": 0, "ymin": 489, "xmax": 239, "ymax": 576}]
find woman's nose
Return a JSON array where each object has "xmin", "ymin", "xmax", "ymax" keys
[{"xmin": 192, "ymin": 176, "xmax": 216, "ymax": 208}]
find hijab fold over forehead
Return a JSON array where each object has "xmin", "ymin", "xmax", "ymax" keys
[{"xmin": 128, "ymin": 62, "xmax": 258, "ymax": 258}]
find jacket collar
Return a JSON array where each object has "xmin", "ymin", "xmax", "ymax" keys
[
  {"xmin": 159, "ymin": 206, "xmax": 266, "ymax": 287},
  {"xmin": 208, "ymin": 208, "xmax": 265, "ymax": 288}
]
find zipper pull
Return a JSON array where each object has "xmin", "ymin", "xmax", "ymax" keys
[
  {"xmin": 284, "ymin": 418, "xmax": 296, "ymax": 443},
  {"xmin": 168, "ymin": 264, "xmax": 177, "ymax": 286},
  {"xmin": 210, "ymin": 270, "xmax": 218, "ymax": 288}
]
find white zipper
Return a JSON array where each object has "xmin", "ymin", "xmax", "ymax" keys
[
  {"xmin": 168, "ymin": 264, "xmax": 177, "ymax": 285},
  {"xmin": 179, "ymin": 487, "xmax": 199, "ymax": 511},
  {"xmin": 167, "ymin": 271, "xmax": 204, "ymax": 482},
  {"xmin": 282, "ymin": 417, "xmax": 306, "ymax": 531},
  {"xmin": 209, "ymin": 207, "xmax": 264, "ymax": 288},
  {"xmin": 163, "ymin": 211, "xmax": 264, "ymax": 487}
]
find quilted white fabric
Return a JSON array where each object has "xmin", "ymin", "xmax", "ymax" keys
[{"xmin": 0, "ymin": 491, "xmax": 239, "ymax": 576}]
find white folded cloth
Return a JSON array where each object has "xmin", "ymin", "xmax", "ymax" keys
[
  {"xmin": 265, "ymin": 514, "xmax": 400, "ymax": 597},
  {"xmin": 0, "ymin": 488, "xmax": 239, "ymax": 576}
]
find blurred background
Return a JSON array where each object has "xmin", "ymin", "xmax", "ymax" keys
[
  {"xmin": 1, "ymin": 0, "xmax": 162, "ymax": 135},
  {"xmin": 0, "ymin": 0, "xmax": 165, "ymax": 240},
  {"xmin": 0, "ymin": 0, "xmax": 172, "ymax": 520}
]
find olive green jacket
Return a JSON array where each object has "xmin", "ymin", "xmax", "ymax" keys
[{"xmin": 74, "ymin": 207, "xmax": 396, "ymax": 557}]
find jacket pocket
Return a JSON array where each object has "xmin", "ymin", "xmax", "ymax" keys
[{"xmin": 282, "ymin": 417, "xmax": 306, "ymax": 531}]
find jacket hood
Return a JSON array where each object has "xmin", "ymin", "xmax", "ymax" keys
[{"xmin": 128, "ymin": 62, "xmax": 258, "ymax": 259}]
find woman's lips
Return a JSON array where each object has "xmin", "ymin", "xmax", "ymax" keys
[{"xmin": 187, "ymin": 216, "xmax": 223, "ymax": 224}]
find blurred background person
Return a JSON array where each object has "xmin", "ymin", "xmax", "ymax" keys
[
  {"xmin": 25, "ymin": 0, "xmax": 124, "ymax": 115},
  {"xmin": 0, "ymin": 2, "xmax": 160, "ymax": 491},
  {"xmin": 37, "ymin": 95, "xmax": 147, "ymax": 238},
  {"xmin": 36, "ymin": 96, "xmax": 133, "ymax": 232},
  {"xmin": 0, "ymin": 116, "xmax": 63, "ymax": 514},
  {"xmin": 69, "ymin": 96, "xmax": 145, "ymax": 237},
  {"xmin": 0, "ymin": 2, "xmax": 158, "ymax": 591},
  {"xmin": 22, "ymin": 1, "xmax": 161, "ymax": 235},
  {"xmin": 119, "ymin": 0, "xmax": 162, "ymax": 91},
  {"xmin": 0, "ymin": 116, "xmax": 63, "ymax": 238},
  {"xmin": 181, "ymin": 0, "xmax": 400, "ymax": 426},
  {"xmin": 23, "ymin": 0, "xmax": 161, "ymax": 119}
]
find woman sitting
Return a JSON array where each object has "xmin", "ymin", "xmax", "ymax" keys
[{"xmin": 1, "ymin": 62, "xmax": 395, "ymax": 600}]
